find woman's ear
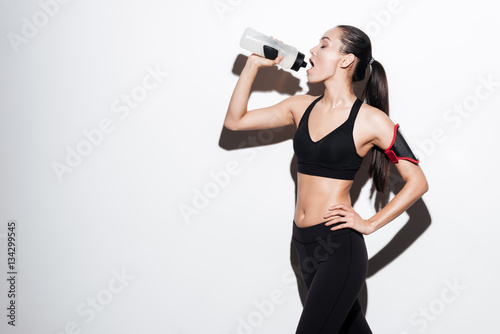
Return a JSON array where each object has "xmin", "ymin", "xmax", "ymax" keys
[{"xmin": 340, "ymin": 53, "xmax": 355, "ymax": 69}]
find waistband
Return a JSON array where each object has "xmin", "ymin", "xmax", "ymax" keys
[{"xmin": 292, "ymin": 220, "xmax": 361, "ymax": 243}]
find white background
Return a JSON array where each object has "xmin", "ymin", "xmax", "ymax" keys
[{"xmin": 1, "ymin": 0, "xmax": 499, "ymax": 333}]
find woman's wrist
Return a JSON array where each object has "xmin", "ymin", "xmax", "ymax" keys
[
  {"xmin": 244, "ymin": 58, "xmax": 261, "ymax": 72},
  {"xmin": 366, "ymin": 216, "xmax": 381, "ymax": 234}
]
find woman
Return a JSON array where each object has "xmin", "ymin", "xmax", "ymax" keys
[{"xmin": 224, "ymin": 25, "xmax": 428, "ymax": 333}]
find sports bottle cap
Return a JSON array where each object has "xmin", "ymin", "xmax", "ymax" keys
[{"xmin": 291, "ymin": 52, "xmax": 307, "ymax": 71}]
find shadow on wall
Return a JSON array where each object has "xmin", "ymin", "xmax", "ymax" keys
[
  {"xmin": 219, "ymin": 54, "xmax": 432, "ymax": 316},
  {"xmin": 219, "ymin": 54, "xmax": 324, "ymax": 150}
]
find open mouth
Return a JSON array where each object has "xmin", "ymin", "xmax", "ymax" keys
[{"xmin": 307, "ymin": 59, "xmax": 315, "ymax": 73}]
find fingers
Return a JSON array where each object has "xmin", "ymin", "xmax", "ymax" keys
[
  {"xmin": 269, "ymin": 36, "xmax": 283, "ymax": 43},
  {"xmin": 324, "ymin": 209, "xmax": 343, "ymax": 219},
  {"xmin": 321, "ymin": 204, "xmax": 371, "ymax": 234},
  {"xmin": 329, "ymin": 221, "xmax": 350, "ymax": 231},
  {"xmin": 328, "ymin": 203, "xmax": 349, "ymax": 211},
  {"xmin": 324, "ymin": 205, "xmax": 352, "ymax": 219},
  {"xmin": 325, "ymin": 216, "xmax": 348, "ymax": 226},
  {"xmin": 248, "ymin": 54, "xmax": 283, "ymax": 68},
  {"xmin": 324, "ymin": 211, "xmax": 353, "ymax": 225},
  {"xmin": 323, "ymin": 204, "xmax": 353, "ymax": 228},
  {"xmin": 325, "ymin": 213, "xmax": 356, "ymax": 231}
]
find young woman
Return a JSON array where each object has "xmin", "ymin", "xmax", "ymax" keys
[{"xmin": 224, "ymin": 25, "xmax": 428, "ymax": 333}]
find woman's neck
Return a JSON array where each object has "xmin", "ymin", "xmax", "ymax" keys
[{"xmin": 322, "ymin": 75, "xmax": 356, "ymax": 109}]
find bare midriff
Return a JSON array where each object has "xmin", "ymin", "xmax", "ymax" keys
[{"xmin": 293, "ymin": 172, "xmax": 353, "ymax": 228}]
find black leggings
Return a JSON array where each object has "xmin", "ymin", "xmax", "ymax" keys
[{"xmin": 292, "ymin": 220, "xmax": 373, "ymax": 334}]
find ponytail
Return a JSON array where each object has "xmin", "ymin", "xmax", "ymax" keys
[
  {"xmin": 337, "ymin": 25, "xmax": 391, "ymax": 193},
  {"xmin": 362, "ymin": 60, "xmax": 390, "ymax": 193}
]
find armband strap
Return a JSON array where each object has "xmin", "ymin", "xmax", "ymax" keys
[{"xmin": 384, "ymin": 124, "xmax": 419, "ymax": 164}]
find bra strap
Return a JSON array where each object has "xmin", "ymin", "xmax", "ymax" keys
[
  {"xmin": 346, "ymin": 98, "xmax": 363, "ymax": 129},
  {"xmin": 299, "ymin": 95, "xmax": 324, "ymax": 127},
  {"xmin": 307, "ymin": 95, "xmax": 324, "ymax": 113}
]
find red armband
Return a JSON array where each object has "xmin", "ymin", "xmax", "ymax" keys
[{"xmin": 384, "ymin": 124, "xmax": 419, "ymax": 164}]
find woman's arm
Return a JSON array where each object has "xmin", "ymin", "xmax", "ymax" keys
[
  {"xmin": 366, "ymin": 160, "xmax": 428, "ymax": 232},
  {"xmin": 224, "ymin": 54, "xmax": 296, "ymax": 131},
  {"xmin": 325, "ymin": 161, "xmax": 428, "ymax": 235},
  {"xmin": 324, "ymin": 111, "xmax": 429, "ymax": 235}
]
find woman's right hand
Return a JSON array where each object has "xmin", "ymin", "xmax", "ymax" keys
[{"xmin": 247, "ymin": 53, "xmax": 283, "ymax": 69}]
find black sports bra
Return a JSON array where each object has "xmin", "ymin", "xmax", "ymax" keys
[{"xmin": 293, "ymin": 95, "xmax": 364, "ymax": 180}]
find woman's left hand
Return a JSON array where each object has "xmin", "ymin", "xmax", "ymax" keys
[{"xmin": 323, "ymin": 204, "xmax": 375, "ymax": 235}]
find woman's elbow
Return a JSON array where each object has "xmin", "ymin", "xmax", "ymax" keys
[
  {"xmin": 408, "ymin": 167, "xmax": 429, "ymax": 196},
  {"xmin": 406, "ymin": 174, "xmax": 429, "ymax": 198},
  {"xmin": 418, "ymin": 176, "xmax": 429, "ymax": 196},
  {"xmin": 421, "ymin": 179, "xmax": 429, "ymax": 195},
  {"xmin": 224, "ymin": 118, "xmax": 239, "ymax": 131},
  {"xmin": 224, "ymin": 120, "xmax": 235, "ymax": 130}
]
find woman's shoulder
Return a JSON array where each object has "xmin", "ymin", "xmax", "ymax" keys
[
  {"xmin": 284, "ymin": 94, "xmax": 321, "ymax": 124},
  {"xmin": 358, "ymin": 102, "xmax": 394, "ymax": 128},
  {"xmin": 357, "ymin": 102, "xmax": 397, "ymax": 149},
  {"xmin": 284, "ymin": 94, "xmax": 321, "ymax": 112}
]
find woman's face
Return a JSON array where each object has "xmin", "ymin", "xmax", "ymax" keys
[{"xmin": 307, "ymin": 27, "xmax": 347, "ymax": 83}]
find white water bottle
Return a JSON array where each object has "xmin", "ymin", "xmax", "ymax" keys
[{"xmin": 239, "ymin": 27, "xmax": 307, "ymax": 71}]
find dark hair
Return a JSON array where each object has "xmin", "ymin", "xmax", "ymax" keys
[{"xmin": 336, "ymin": 25, "xmax": 390, "ymax": 193}]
